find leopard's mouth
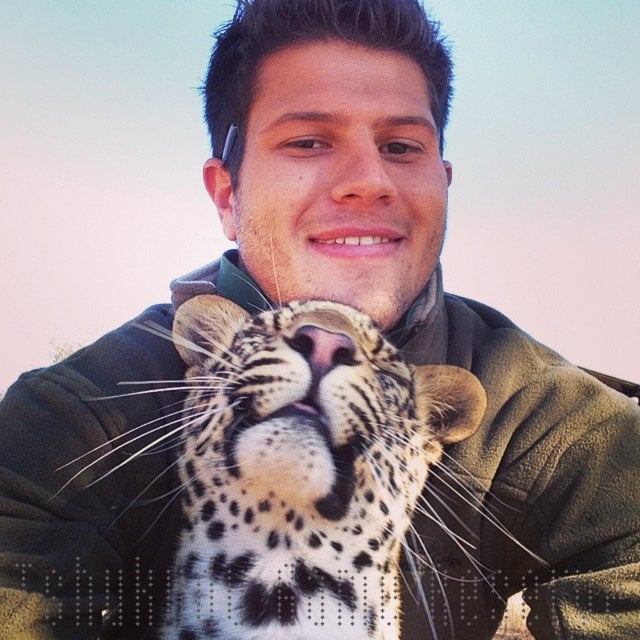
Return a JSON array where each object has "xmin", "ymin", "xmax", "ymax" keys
[
  {"xmin": 291, "ymin": 400, "xmax": 320, "ymax": 416},
  {"xmin": 267, "ymin": 402, "xmax": 331, "ymax": 446}
]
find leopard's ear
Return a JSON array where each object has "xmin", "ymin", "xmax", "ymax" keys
[
  {"xmin": 413, "ymin": 365, "xmax": 486, "ymax": 444},
  {"xmin": 172, "ymin": 294, "xmax": 249, "ymax": 367}
]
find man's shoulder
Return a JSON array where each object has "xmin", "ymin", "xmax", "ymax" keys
[
  {"xmin": 443, "ymin": 292, "xmax": 606, "ymax": 410},
  {"xmin": 443, "ymin": 292, "xmax": 639, "ymax": 400},
  {"xmin": 55, "ymin": 303, "xmax": 178, "ymax": 373},
  {"xmin": 441, "ymin": 292, "xmax": 568, "ymax": 376},
  {"xmin": 7, "ymin": 303, "xmax": 184, "ymax": 410},
  {"xmin": 441, "ymin": 294, "xmax": 640, "ymax": 499},
  {"xmin": 444, "ymin": 291, "xmax": 521, "ymax": 333}
]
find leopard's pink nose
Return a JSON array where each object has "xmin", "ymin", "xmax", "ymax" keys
[{"xmin": 287, "ymin": 325, "xmax": 357, "ymax": 379}]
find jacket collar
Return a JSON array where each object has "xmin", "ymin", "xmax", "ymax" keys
[{"xmin": 170, "ymin": 249, "xmax": 448, "ymax": 361}]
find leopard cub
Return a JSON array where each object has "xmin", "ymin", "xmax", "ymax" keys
[{"xmin": 161, "ymin": 294, "xmax": 485, "ymax": 640}]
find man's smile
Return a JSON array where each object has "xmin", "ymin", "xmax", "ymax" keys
[
  {"xmin": 309, "ymin": 226, "xmax": 403, "ymax": 243},
  {"xmin": 308, "ymin": 227, "xmax": 405, "ymax": 258},
  {"xmin": 313, "ymin": 236, "xmax": 393, "ymax": 245}
]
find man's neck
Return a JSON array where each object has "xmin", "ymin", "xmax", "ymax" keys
[{"xmin": 214, "ymin": 249, "xmax": 443, "ymax": 348}]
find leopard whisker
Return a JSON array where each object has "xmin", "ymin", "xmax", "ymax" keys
[
  {"xmin": 437, "ymin": 447, "xmax": 519, "ymax": 511},
  {"xmin": 83, "ymin": 384, "xmax": 233, "ymax": 402},
  {"xmin": 425, "ymin": 460, "xmax": 548, "ymax": 567},
  {"xmin": 56, "ymin": 410, "xmax": 187, "ymax": 472},
  {"xmin": 384, "ymin": 427, "xmax": 548, "ymax": 570},
  {"xmin": 116, "ymin": 376, "xmax": 231, "ymax": 385},
  {"xmin": 418, "ymin": 482, "xmax": 479, "ymax": 542},
  {"xmin": 136, "ymin": 319, "xmax": 244, "ymax": 373},
  {"xmin": 409, "ymin": 508, "xmax": 513, "ymax": 617},
  {"xmin": 410, "ymin": 500, "xmax": 501, "ymax": 599},
  {"xmin": 403, "ymin": 526, "xmax": 454, "ymax": 640},
  {"xmin": 83, "ymin": 414, "xmax": 207, "ymax": 489},
  {"xmin": 134, "ymin": 472, "xmax": 191, "ymax": 506},
  {"xmin": 402, "ymin": 521, "xmax": 482, "ymax": 584},
  {"xmin": 133, "ymin": 479, "xmax": 190, "ymax": 547},
  {"xmin": 370, "ymin": 422, "xmax": 504, "ymax": 548},
  {"xmin": 52, "ymin": 422, "xmax": 185, "ymax": 499},
  {"xmin": 120, "ymin": 375, "xmax": 239, "ymax": 391},
  {"xmin": 56, "ymin": 400, "xmax": 215, "ymax": 471},
  {"xmin": 382, "ymin": 414, "xmax": 525, "ymax": 524},
  {"xmin": 133, "ymin": 431, "xmax": 189, "ymax": 457},
  {"xmin": 53, "ymin": 405, "xmax": 225, "ymax": 497},
  {"xmin": 134, "ymin": 320, "xmax": 220, "ymax": 360},
  {"xmin": 268, "ymin": 228, "xmax": 283, "ymax": 307},
  {"xmin": 102, "ymin": 452, "xmax": 186, "ymax": 536},
  {"xmin": 420, "ymin": 462, "xmax": 521, "ymax": 553},
  {"xmin": 411, "ymin": 497, "xmax": 477, "ymax": 551},
  {"xmin": 230, "ymin": 271, "xmax": 275, "ymax": 312},
  {"xmin": 379, "ymin": 413, "xmax": 496, "ymax": 502}
]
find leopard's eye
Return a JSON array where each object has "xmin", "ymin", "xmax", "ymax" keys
[
  {"xmin": 375, "ymin": 365, "xmax": 411, "ymax": 387},
  {"xmin": 233, "ymin": 396, "xmax": 252, "ymax": 414}
]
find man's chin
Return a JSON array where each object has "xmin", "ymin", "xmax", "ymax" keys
[
  {"xmin": 251, "ymin": 266, "xmax": 413, "ymax": 329},
  {"xmin": 304, "ymin": 287, "xmax": 407, "ymax": 330}
]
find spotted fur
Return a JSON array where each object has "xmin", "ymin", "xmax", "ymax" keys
[{"xmin": 161, "ymin": 295, "xmax": 486, "ymax": 640}]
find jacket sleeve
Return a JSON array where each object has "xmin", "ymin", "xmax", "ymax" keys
[
  {"xmin": 477, "ymin": 341, "xmax": 640, "ymax": 639},
  {"xmin": 0, "ymin": 305, "xmax": 185, "ymax": 639},
  {"xmin": 516, "ymin": 380, "xmax": 640, "ymax": 639}
]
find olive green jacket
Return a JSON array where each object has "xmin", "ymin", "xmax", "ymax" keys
[{"xmin": 1, "ymin": 254, "xmax": 639, "ymax": 639}]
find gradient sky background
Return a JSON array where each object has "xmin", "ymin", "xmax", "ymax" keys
[{"xmin": 2, "ymin": 1, "xmax": 639, "ymax": 392}]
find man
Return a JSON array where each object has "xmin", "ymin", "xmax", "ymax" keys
[{"xmin": 1, "ymin": 1, "xmax": 638, "ymax": 638}]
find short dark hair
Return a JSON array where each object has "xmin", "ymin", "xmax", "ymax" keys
[{"xmin": 203, "ymin": 0, "xmax": 453, "ymax": 185}]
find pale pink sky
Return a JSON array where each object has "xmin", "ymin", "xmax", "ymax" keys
[{"xmin": 2, "ymin": 3, "xmax": 639, "ymax": 391}]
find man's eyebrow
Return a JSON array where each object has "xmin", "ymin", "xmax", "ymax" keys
[
  {"xmin": 261, "ymin": 111, "xmax": 437, "ymax": 133},
  {"xmin": 377, "ymin": 114, "xmax": 437, "ymax": 133},
  {"xmin": 261, "ymin": 111, "xmax": 344, "ymax": 132}
]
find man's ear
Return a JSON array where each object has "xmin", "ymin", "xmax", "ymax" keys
[
  {"xmin": 443, "ymin": 160, "xmax": 453, "ymax": 186},
  {"xmin": 203, "ymin": 157, "xmax": 237, "ymax": 241}
]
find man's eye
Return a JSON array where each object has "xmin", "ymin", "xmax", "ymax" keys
[
  {"xmin": 381, "ymin": 141, "xmax": 419, "ymax": 155},
  {"xmin": 287, "ymin": 139, "xmax": 326, "ymax": 150}
]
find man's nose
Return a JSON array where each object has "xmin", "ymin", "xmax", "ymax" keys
[
  {"xmin": 330, "ymin": 141, "xmax": 398, "ymax": 206},
  {"xmin": 286, "ymin": 325, "xmax": 357, "ymax": 380}
]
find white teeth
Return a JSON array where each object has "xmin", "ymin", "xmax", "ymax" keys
[{"xmin": 316, "ymin": 236, "xmax": 392, "ymax": 245}]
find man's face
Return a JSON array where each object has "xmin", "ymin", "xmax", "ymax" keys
[{"xmin": 207, "ymin": 40, "xmax": 452, "ymax": 330}]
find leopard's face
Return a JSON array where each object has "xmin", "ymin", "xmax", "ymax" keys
[{"xmin": 167, "ymin": 295, "xmax": 485, "ymax": 639}]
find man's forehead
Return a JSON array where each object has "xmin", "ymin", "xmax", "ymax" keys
[
  {"xmin": 246, "ymin": 41, "xmax": 434, "ymax": 138},
  {"xmin": 251, "ymin": 40, "xmax": 430, "ymax": 100}
]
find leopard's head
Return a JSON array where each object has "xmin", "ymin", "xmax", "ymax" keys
[{"xmin": 172, "ymin": 294, "xmax": 486, "ymax": 562}]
